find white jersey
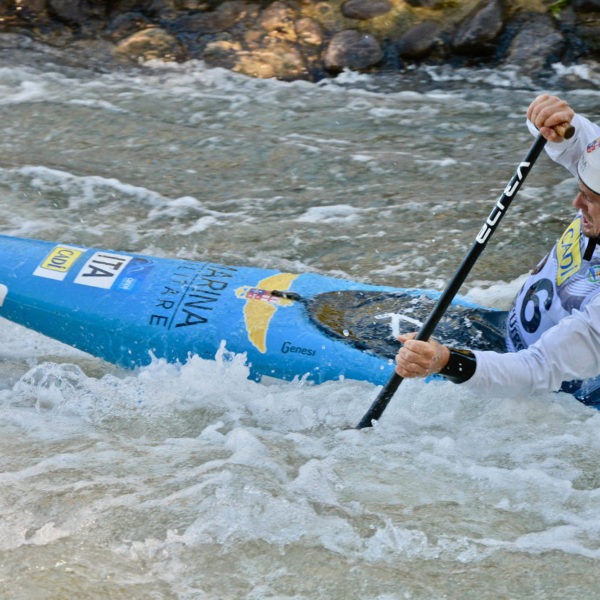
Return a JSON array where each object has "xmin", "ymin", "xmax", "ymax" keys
[
  {"xmin": 463, "ymin": 113, "xmax": 600, "ymax": 399},
  {"xmin": 506, "ymin": 213, "xmax": 600, "ymax": 353}
]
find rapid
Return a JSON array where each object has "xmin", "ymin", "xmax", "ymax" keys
[{"xmin": 1, "ymin": 35, "xmax": 600, "ymax": 599}]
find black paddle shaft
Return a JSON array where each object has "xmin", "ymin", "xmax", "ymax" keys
[{"xmin": 356, "ymin": 133, "xmax": 549, "ymax": 429}]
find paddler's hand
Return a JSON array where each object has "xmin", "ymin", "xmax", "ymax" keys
[
  {"xmin": 394, "ymin": 333, "xmax": 450, "ymax": 379},
  {"xmin": 527, "ymin": 94, "xmax": 574, "ymax": 143}
]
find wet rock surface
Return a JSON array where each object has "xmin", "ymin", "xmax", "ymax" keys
[
  {"xmin": 1, "ymin": 0, "xmax": 599, "ymax": 81},
  {"xmin": 504, "ymin": 11, "xmax": 565, "ymax": 73},
  {"xmin": 452, "ymin": 0, "xmax": 504, "ymax": 55},
  {"xmin": 341, "ymin": 0, "xmax": 393, "ymax": 20},
  {"xmin": 324, "ymin": 29, "xmax": 384, "ymax": 71},
  {"xmin": 396, "ymin": 20, "xmax": 444, "ymax": 59}
]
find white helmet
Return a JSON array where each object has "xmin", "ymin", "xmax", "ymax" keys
[{"xmin": 578, "ymin": 137, "xmax": 600, "ymax": 195}]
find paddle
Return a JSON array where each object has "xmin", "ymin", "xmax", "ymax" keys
[{"xmin": 356, "ymin": 123, "xmax": 574, "ymax": 429}]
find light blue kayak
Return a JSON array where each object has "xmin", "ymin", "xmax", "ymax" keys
[{"xmin": 0, "ymin": 235, "xmax": 506, "ymax": 385}]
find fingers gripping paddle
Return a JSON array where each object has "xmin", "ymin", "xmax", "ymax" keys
[{"xmin": 356, "ymin": 123, "xmax": 575, "ymax": 429}]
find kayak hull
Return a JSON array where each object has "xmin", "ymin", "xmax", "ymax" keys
[{"xmin": 0, "ymin": 235, "xmax": 494, "ymax": 386}]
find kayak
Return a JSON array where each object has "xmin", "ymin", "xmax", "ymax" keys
[{"xmin": 0, "ymin": 235, "xmax": 506, "ymax": 386}]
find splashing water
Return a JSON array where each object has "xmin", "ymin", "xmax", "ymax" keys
[{"xmin": 1, "ymin": 44, "xmax": 600, "ymax": 598}]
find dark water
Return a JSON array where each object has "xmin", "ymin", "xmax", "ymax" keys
[{"xmin": 1, "ymin": 37, "xmax": 600, "ymax": 599}]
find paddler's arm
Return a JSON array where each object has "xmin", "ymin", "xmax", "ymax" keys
[
  {"xmin": 465, "ymin": 296, "xmax": 600, "ymax": 397},
  {"xmin": 526, "ymin": 94, "xmax": 600, "ymax": 175},
  {"xmin": 396, "ymin": 295, "xmax": 600, "ymax": 397}
]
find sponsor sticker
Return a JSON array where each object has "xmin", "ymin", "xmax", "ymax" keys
[
  {"xmin": 235, "ymin": 286, "xmax": 295, "ymax": 306},
  {"xmin": 589, "ymin": 265, "xmax": 600, "ymax": 283},
  {"xmin": 115, "ymin": 258, "xmax": 153, "ymax": 292},
  {"xmin": 556, "ymin": 217, "xmax": 582, "ymax": 286},
  {"xmin": 33, "ymin": 245, "xmax": 85, "ymax": 281},
  {"xmin": 0, "ymin": 283, "xmax": 7, "ymax": 307},
  {"xmin": 281, "ymin": 340, "xmax": 316, "ymax": 357},
  {"xmin": 74, "ymin": 251, "xmax": 133, "ymax": 289},
  {"xmin": 235, "ymin": 272, "xmax": 299, "ymax": 353},
  {"xmin": 586, "ymin": 138, "xmax": 600, "ymax": 153}
]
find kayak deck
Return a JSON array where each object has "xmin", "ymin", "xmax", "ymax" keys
[{"xmin": 307, "ymin": 290, "xmax": 507, "ymax": 359}]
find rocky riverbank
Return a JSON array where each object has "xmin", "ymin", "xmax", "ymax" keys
[{"xmin": 1, "ymin": 0, "xmax": 599, "ymax": 81}]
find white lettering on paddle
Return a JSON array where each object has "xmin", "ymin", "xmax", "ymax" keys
[{"xmin": 476, "ymin": 161, "xmax": 530, "ymax": 245}]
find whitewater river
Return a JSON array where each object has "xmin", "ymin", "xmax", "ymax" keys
[{"xmin": 1, "ymin": 34, "xmax": 600, "ymax": 599}]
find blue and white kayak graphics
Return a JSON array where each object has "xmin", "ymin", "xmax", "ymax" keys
[{"xmin": 0, "ymin": 235, "xmax": 505, "ymax": 386}]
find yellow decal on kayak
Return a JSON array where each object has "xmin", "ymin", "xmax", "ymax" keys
[
  {"xmin": 235, "ymin": 273, "xmax": 298, "ymax": 353},
  {"xmin": 556, "ymin": 217, "xmax": 581, "ymax": 286},
  {"xmin": 33, "ymin": 245, "xmax": 85, "ymax": 281}
]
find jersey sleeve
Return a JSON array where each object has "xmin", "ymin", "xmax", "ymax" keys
[
  {"xmin": 526, "ymin": 113, "xmax": 600, "ymax": 177},
  {"xmin": 462, "ymin": 294, "xmax": 600, "ymax": 397}
]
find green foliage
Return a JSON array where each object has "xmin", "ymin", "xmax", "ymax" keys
[{"xmin": 547, "ymin": 0, "xmax": 571, "ymax": 17}]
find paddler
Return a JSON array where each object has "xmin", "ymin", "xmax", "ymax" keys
[{"xmin": 394, "ymin": 94, "xmax": 600, "ymax": 403}]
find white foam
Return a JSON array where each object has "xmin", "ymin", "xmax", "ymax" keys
[
  {"xmin": 552, "ymin": 62, "xmax": 600, "ymax": 86},
  {"xmin": 296, "ymin": 204, "xmax": 360, "ymax": 223},
  {"xmin": 467, "ymin": 273, "xmax": 530, "ymax": 309},
  {"xmin": 0, "ymin": 79, "xmax": 46, "ymax": 104},
  {"xmin": 67, "ymin": 98, "xmax": 130, "ymax": 113},
  {"xmin": 351, "ymin": 154, "xmax": 375, "ymax": 163},
  {"xmin": 16, "ymin": 165, "xmax": 166, "ymax": 208}
]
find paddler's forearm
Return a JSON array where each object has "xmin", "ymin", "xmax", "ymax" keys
[
  {"xmin": 461, "ymin": 345, "xmax": 572, "ymax": 398},
  {"xmin": 526, "ymin": 112, "xmax": 600, "ymax": 177},
  {"xmin": 461, "ymin": 300, "xmax": 600, "ymax": 398}
]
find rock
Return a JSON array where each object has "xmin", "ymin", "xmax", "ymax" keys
[
  {"xmin": 295, "ymin": 17, "xmax": 323, "ymax": 47},
  {"xmin": 234, "ymin": 39, "xmax": 308, "ymax": 79},
  {"xmin": 139, "ymin": 0, "xmax": 180, "ymax": 19},
  {"xmin": 15, "ymin": 0, "xmax": 49, "ymax": 22},
  {"xmin": 106, "ymin": 12, "xmax": 153, "ymax": 39},
  {"xmin": 202, "ymin": 34, "xmax": 242, "ymax": 69},
  {"xmin": 396, "ymin": 20, "xmax": 443, "ymax": 59},
  {"xmin": 48, "ymin": 0, "xmax": 107, "ymax": 26},
  {"xmin": 258, "ymin": 1, "xmax": 297, "ymax": 41},
  {"xmin": 211, "ymin": 1, "xmax": 260, "ymax": 32},
  {"xmin": 303, "ymin": 1, "xmax": 348, "ymax": 33},
  {"xmin": 175, "ymin": 0, "xmax": 210, "ymax": 8},
  {"xmin": 183, "ymin": 0, "xmax": 222, "ymax": 8},
  {"xmin": 341, "ymin": 0, "xmax": 392, "ymax": 20},
  {"xmin": 108, "ymin": 0, "xmax": 157, "ymax": 16},
  {"xmin": 323, "ymin": 29, "xmax": 384, "ymax": 72},
  {"xmin": 556, "ymin": 4, "xmax": 576, "ymax": 28},
  {"xmin": 403, "ymin": 0, "xmax": 445, "ymax": 7},
  {"xmin": 114, "ymin": 27, "xmax": 186, "ymax": 61},
  {"xmin": 505, "ymin": 12, "xmax": 563, "ymax": 72},
  {"xmin": 452, "ymin": 0, "xmax": 504, "ymax": 54},
  {"xmin": 573, "ymin": 11, "xmax": 600, "ymax": 55},
  {"xmin": 172, "ymin": 1, "xmax": 258, "ymax": 36},
  {"xmin": 1, "ymin": 0, "xmax": 600, "ymax": 82},
  {"xmin": 573, "ymin": 0, "xmax": 600, "ymax": 10},
  {"xmin": 243, "ymin": 27, "xmax": 267, "ymax": 49}
]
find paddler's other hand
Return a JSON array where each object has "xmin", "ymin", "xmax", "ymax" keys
[
  {"xmin": 394, "ymin": 333, "xmax": 450, "ymax": 379},
  {"xmin": 527, "ymin": 94, "xmax": 574, "ymax": 143}
]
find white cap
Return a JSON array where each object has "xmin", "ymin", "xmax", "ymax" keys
[{"xmin": 578, "ymin": 137, "xmax": 600, "ymax": 195}]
